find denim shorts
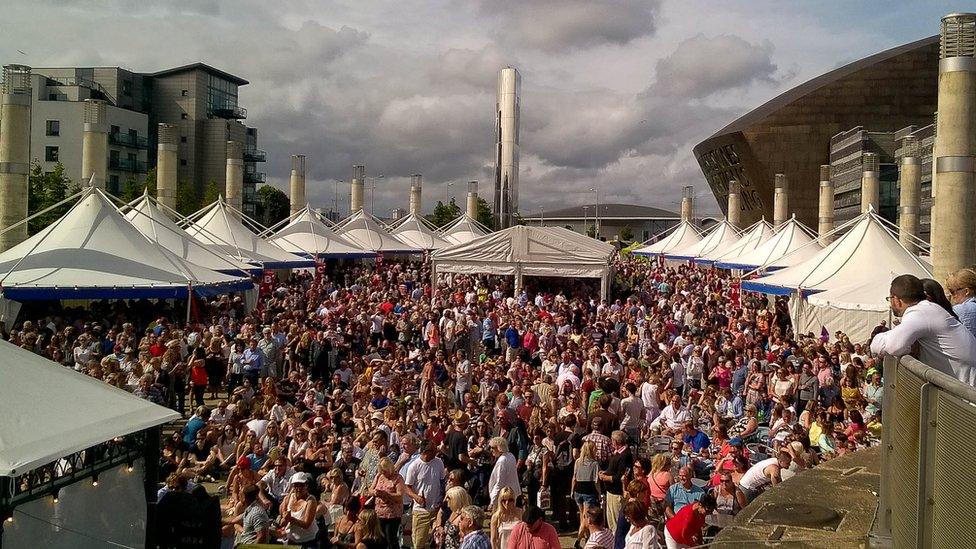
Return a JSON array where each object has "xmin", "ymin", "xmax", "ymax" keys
[{"xmin": 573, "ymin": 492, "xmax": 600, "ymax": 507}]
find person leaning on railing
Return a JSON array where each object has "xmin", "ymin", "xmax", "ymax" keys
[{"xmin": 871, "ymin": 274, "xmax": 976, "ymax": 386}]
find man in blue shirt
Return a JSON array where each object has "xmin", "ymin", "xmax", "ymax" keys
[
  {"xmin": 242, "ymin": 338, "xmax": 265, "ymax": 386},
  {"xmin": 682, "ymin": 422, "xmax": 710, "ymax": 453},
  {"xmin": 666, "ymin": 466, "xmax": 705, "ymax": 517},
  {"xmin": 482, "ymin": 316, "xmax": 496, "ymax": 354}
]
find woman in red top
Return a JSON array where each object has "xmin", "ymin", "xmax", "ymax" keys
[
  {"xmin": 664, "ymin": 494, "xmax": 715, "ymax": 548},
  {"xmin": 188, "ymin": 347, "xmax": 208, "ymax": 407}
]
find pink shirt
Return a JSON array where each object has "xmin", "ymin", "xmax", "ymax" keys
[{"xmin": 506, "ymin": 521, "xmax": 561, "ymax": 549}]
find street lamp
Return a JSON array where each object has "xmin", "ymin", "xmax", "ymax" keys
[
  {"xmin": 582, "ymin": 205, "xmax": 589, "ymax": 235},
  {"xmin": 334, "ymin": 179, "xmax": 343, "ymax": 219},
  {"xmin": 589, "ymin": 187, "xmax": 600, "ymax": 238},
  {"xmin": 446, "ymin": 182, "xmax": 454, "ymax": 205},
  {"xmin": 368, "ymin": 175, "xmax": 384, "ymax": 212}
]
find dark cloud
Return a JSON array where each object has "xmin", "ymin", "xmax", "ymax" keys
[
  {"xmin": 651, "ymin": 34, "xmax": 780, "ymax": 98},
  {"xmin": 478, "ymin": 0, "xmax": 660, "ymax": 52}
]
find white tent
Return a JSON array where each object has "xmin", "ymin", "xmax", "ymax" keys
[
  {"xmin": 185, "ymin": 199, "xmax": 314, "ymax": 268},
  {"xmin": 268, "ymin": 206, "xmax": 374, "ymax": 259},
  {"xmin": 0, "ymin": 189, "xmax": 253, "ymax": 300},
  {"xmin": 438, "ymin": 214, "xmax": 491, "ymax": 245},
  {"xmin": 631, "ymin": 221, "xmax": 701, "ymax": 257},
  {"xmin": 389, "ymin": 213, "xmax": 451, "ymax": 250},
  {"xmin": 0, "ymin": 339, "xmax": 178, "ymax": 476},
  {"xmin": 717, "ymin": 218, "xmax": 820, "ymax": 270},
  {"xmin": 432, "ymin": 225, "xmax": 616, "ymax": 299},
  {"xmin": 124, "ymin": 194, "xmax": 257, "ymax": 274},
  {"xmin": 742, "ymin": 211, "xmax": 932, "ymax": 343},
  {"xmin": 667, "ymin": 220, "xmax": 740, "ymax": 261},
  {"xmin": 696, "ymin": 220, "xmax": 774, "ymax": 266},
  {"xmin": 336, "ymin": 210, "xmax": 421, "ymax": 254}
]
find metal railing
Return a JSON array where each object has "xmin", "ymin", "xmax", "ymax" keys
[
  {"xmin": 108, "ymin": 157, "xmax": 148, "ymax": 173},
  {"xmin": 210, "ymin": 104, "xmax": 247, "ymax": 119},
  {"xmin": 109, "ymin": 131, "xmax": 149, "ymax": 149},
  {"xmin": 244, "ymin": 171, "xmax": 265, "ymax": 184},
  {"xmin": 876, "ymin": 355, "xmax": 976, "ymax": 548},
  {"xmin": 243, "ymin": 147, "xmax": 266, "ymax": 162}
]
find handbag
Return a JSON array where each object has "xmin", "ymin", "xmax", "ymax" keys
[{"xmin": 537, "ymin": 486, "xmax": 551, "ymax": 510}]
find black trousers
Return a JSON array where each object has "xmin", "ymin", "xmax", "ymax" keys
[
  {"xmin": 380, "ymin": 517, "xmax": 401, "ymax": 549},
  {"xmin": 550, "ymin": 470, "xmax": 574, "ymax": 528}
]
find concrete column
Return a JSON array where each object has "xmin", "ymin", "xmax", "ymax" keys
[
  {"xmin": 818, "ymin": 165, "xmax": 834, "ymax": 244},
  {"xmin": 350, "ymin": 165, "xmax": 365, "ymax": 213},
  {"xmin": 81, "ymin": 99, "xmax": 107, "ymax": 190},
  {"xmin": 860, "ymin": 153, "xmax": 880, "ymax": 213},
  {"xmin": 899, "ymin": 136, "xmax": 922, "ymax": 252},
  {"xmin": 409, "ymin": 174, "xmax": 422, "ymax": 216},
  {"xmin": 931, "ymin": 13, "xmax": 976, "ymax": 281},
  {"xmin": 0, "ymin": 64, "xmax": 31, "ymax": 251},
  {"xmin": 225, "ymin": 140, "xmax": 244, "ymax": 214},
  {"xmin": 773, "ymin": 173, "xmax": 789, "ymax": 226},
  {"xmin": 494, "ymin": 67, "xmax": 520, "ymax": 229},
  {"xmin": 466, "ymin": 181, "xmax": 479, "ymax": 219},
  {"xmin": 289, "ymin": 154, "xmax": 306, "ymax": 216},
  {"xmin": 156, "ymin": 123, "xmax": 178, "ymax": 214},
  {"xmin": 680, "ymin": 186, "xmax": 694, "ymax": 223},
  {"xmin": 727, "ymin": 180, "xmax": 742, "ymax": 229}
]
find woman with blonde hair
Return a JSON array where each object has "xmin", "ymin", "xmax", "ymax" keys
[
  {"xmin": 647, "ymin": 453, "xmax": 673, "ymax": 518},
  {"xmin": 370, "ymin": 457, "xmax": 404, "ymax": 548},
  {"xmin": 571, "ymin": 441, "xmax": 601, "ymax": 544},
  {"xmin": 437, "ymin": 485, "xmax": 472, "ymax": 549},
  {"xmin": 946, "ymin": 267, "xmax": 976, "ymax": 338},
  {"xmin": 354, "ymin": 508, "xmax": 383, "ymax": 549},
  {"xmin": 490, "ymin": 486, "xmax": 522, "ymax": 549}
]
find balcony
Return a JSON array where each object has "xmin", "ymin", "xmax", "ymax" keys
[
  {"xmin": 109, "ymin": 132, "xmax": 149, "ymax": 150},
  {"xmin": 243, "ymin": 148, "xmax": 266, "ymax": 162},
  {"xmin": 108, "ymin": 157, "xmax": 148, "ymax": 173},
  {"xmin": 211, "ymin": 105, "xmax": 247, "ymax": 119},
  {"xmin": 243, "ymin": 171, "xmax": 265, "ymax": 184}
]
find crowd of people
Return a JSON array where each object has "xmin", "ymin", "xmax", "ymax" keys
[{"xmin": 12, "ymin": 254, "xmax": 975, "ymax": 549}]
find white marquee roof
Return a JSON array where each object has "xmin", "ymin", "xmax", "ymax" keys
[
  {"xmin": 389, "ymin": 213, "xmax": 451, "ymax": 250},
  {"xmin": 0, "ymin": 339, "xmax": 178, "ymax": 476},
  {"xmin": 124, "ymin": 194, "xmax": 256, "ymax": 274},
  {"xmin": 336, "ymin": 210, "xmax": 421, "ymax": 254},
  {"xmin": 185, "ymin": 199, "xmax": 314, "ymax": 268},
  {"xmin": 717, "ymin": 218, "xmax": 821, "ymax": 270},
  {"xmin": 667, "ymin": 220, "xmax": 740, "ymax": 260},
  {"xmin": 0, "ymin": 189, "xmax": 252, "ymax": 300},
  {"xmin": 268, "ymin": 206, "xmax": 373, "ymax": 258},
  {"xmin": 438, "ymin": 215, "xmax": 491, "ymax": 245},
  {"xmin": 697, "ymin": 220, "xmax": 775, "ymax": 265},
  {"xmin": 631, "ymin": 221, "xmax": 701, "ymax": 257}
]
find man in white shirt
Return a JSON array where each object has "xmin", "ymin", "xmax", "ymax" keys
[
  {"xmin": 871, "ymin": 274, "xmax": 976, "ymax": 386},
  {"xmin": 655, "ymin": 394, "xmax": 691, "ymax": 436},
  {"xmin": 405, "ymin": 441, "xmax": 446, "ymax": 549},
  {"xmin": 487, "ymin": 436, "xmax": 521, "ymax": 508}
]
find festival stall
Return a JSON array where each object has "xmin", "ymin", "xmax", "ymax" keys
[
  {"xmin": 123, "ymin": 193, "xmax": 258, "ymax": 274},
  {"xmin": 335, "ymin": 210, "xmax": 421, "ymax": 255},
  {"xmin": 431, "ymin": 225, "xmax": 616, "ymax": 300},
  {"xmin": 184, "ymin": 198, "xmax": 315, "ymax": 269},
  {"xmin": 666, "ymin": 220, "xmax": 740, "ymax": 261},
  {"xmin": 388, "ymin": 213, "xmax": 451, "ymax": 251},
  {"xmin": 631, "ymin": 221, "xmax": 701, "ymax": 257},
  {"xmin": 438, "ymin": 214, "xmax": 491, "ymax": 245},
  {"xmin": 742, "ymin": 211, "xmax": 931, "ymax": 342},
  {"xmin": 0, "ymin": 339, "xmax": 178, "ymax": 549},
  {"xmin": 267, "ymin": 206, "xmax": 374, "ymax": 259},
  {"xmin": 0, "ymin": 189, "xmax": 254, "ymax": 303},
  {"xmin": 716, "ymin": 217, "xmax": 821, "ymax": 271},
  {"xmin": 696, "ymin": 220, "xmax": 774, "ymax": 266}
]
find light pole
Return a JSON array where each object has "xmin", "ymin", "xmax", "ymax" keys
[
  {"xmin": 589, "ymin": 187, "xmax": 600, "ymax": 238},
  {"xmin": 334, "ymin": 179, "xmax": 343, "ymax": 219},
  {"xmin": 582, "ymin": 205, "xmax": 589, "ymax": 235},
  {"xmin": 368, "ymin": 175, "xmax": 384, "ymax": 212},
  {"xmin": 446, "ymin": 182, "xmax": 454, "ymax": 205},
  {"xmin": 540, "ymin": 207, "xmax": 545, "ymax": 225}
]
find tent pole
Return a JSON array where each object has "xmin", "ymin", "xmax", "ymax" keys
[{"xmin": 186, "ymin": 284, "xmax": 192, "ymax": 326}]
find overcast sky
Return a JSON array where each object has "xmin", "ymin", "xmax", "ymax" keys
[{"xmin": 4, "ymin": 0, "xmax": 961, "ymax": 216}]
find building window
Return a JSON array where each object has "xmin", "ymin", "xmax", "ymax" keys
[
  {"xmin": 45, "ymin": 120, "xmax": 60, "ymax": 136},
  {"xmin": 181, "ymin": 112, "xmax": 188, "ymax": 119},
  {"xmin": 110, "ymin": 125, "xmax": 120, "ymax": 135},
  {"xmin": 45, "ymin": 146, "xmax": 59, "ymax": 162},
  {"xmin": 109, "ymin": 175, "xmax": 120, "ymax": 193},
  {"xmin": 181, "ymin": 89, "xmax": 188, "ymax": 97},
  {"xmin": 180, "ymin": 136, "xmax": 187, "ymax": 143},
  {"xmin": 180, "ymin": 159, "xmax": 187, "ymax": 166},
  {"xmin": 121, "ymin": 80, "xmax": 132, "ymax": 97}
]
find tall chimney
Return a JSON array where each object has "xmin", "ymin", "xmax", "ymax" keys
[
  {"xmin": 773, "ymin": 173, "xmax": 789, "ymax": 226},
  {"xmin": 726, "ymin": 180, "xmax": 742, "ymax": 229},
  {"xmin": 290, "ymin": 154, "xmax": 306, "ymax": 216},
  {"xmin": 494, "ymin": 67, "xmax": 521, "ymax": 228},
  {"xmin": 680, "ymin": 186, "xmax": 694, "ymax": 223},
  {"xmin": 931, "ymin": 13, "xmax": 976, "ymax": 281},
  {"xmin": 818, "ymin": 165, "xmax": 834, "ymax": 244},
  {"xmin": 81, "ymin": 99, "xmax": 107, "ymax": 190},
  {"xmin": 466, "ymin": 181, "xmax": 479, "ymax": 219},
  {"xmin": 156, "ymin": 123, "xmax": 178, "ymax": 214},
  {"xmin": 350, "ymin": 165, "xmax": 365, "ymax": 213},
  {"xmin": 0, "ymin": 65, "xmax": 31, "ymax": 251},
  {"xmin": 409, "ymin": 174, "xmax": 422, "ymax": 216},
  {"xmin": 860, "ymin": 153, "xmax": 880, "ymax": 213},
  {"xmin": 899, "ymin": 136, "xmax": 922, "ymax": 252},
  {"xmin": 225, "ymin": 140, "xmax": 244, "ymax": 215}
]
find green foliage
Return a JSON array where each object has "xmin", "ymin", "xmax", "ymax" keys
[
  {"xmin": 586, "ymin": 223, "xmax": 596, "ymax": 238},
  {"xmin": 119, "ymin": 175, "xmax": 142, "ymax": 202},
  {"xmin": 202, "ymin": 179, "xmax": 221, "ymax": 205},
  {"xmin": 475, "ymin": 197, "xmax": 494, "ymax": 229},
  {"xmin": 255, "ymin": 185, "xmax": 290, "ymax": 227},
  {"xmin": 27, "ymin": 161, "xmax": 77, "ymax": 235},
  {"xmin": 425, "ymin": 199, "xmax": 462, "ymax": 228},
  {"xmin": 143, "ymin": 167, "xmax": 157, "ymax": 197},
  {"xmin": 175, "ymin": 181, "xmax": 199, "ymax": 216},
  {"xmin": 619, "ymin": 226, "xmax": 634, "ymax": 242}
]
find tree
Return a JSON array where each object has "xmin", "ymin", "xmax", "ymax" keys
[
  {"xmin": 586, "ymin": 224, "xmax": 596, "ymax": 238},
  {"xmin": 475, "ymin": 197, "xmax": 494, "ymax": 229},
  {"xmin": 619, "ymin": 226, "xmax": 634, "ymax": 242},
  {"xmin": 119, "ymin": 175, "xmax": 142, "ymax": 202},
  {"xmin": 143, "ymin": 167, "xmax": 157, "ymax": 197},
  {"xmin": 201, "ymin": 179, "xmax": 220, "ymax": 205},
  {"xmin": 175, "ymin": 181, "xmax": 199, "ymax": 216},
  {"xmin": 255, "ymin": 185, "xmax": 290, "ymax": 227},
  {"xmin": 27, "ymin": 161, "xmax": 77, "ymax": 235},
  {"xmin": 425, "ymin": 199, "xmax": 462, "ymax": 228}
]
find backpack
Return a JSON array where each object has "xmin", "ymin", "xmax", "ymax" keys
[{"xmin": 554, "ymin": 437, "xmax": 574, "ymax": 471}]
